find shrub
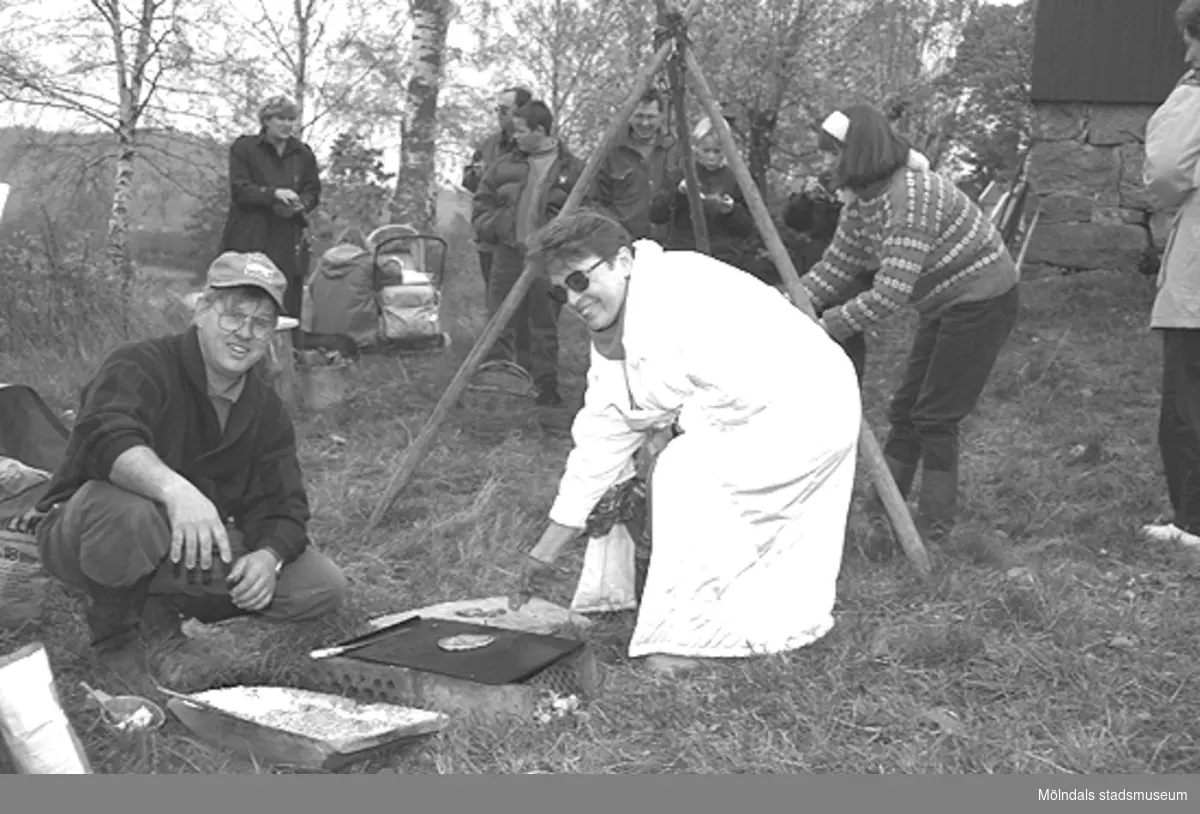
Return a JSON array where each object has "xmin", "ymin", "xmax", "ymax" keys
[{"xmin": 0, "ymin": 228, "xmax": 181, "ymax": 357}]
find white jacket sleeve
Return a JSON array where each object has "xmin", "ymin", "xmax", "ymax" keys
[
  {"xmin": 1145, "ymin": 73, "xmax": 1200, "ymax": 210},
  {"xmin": 548, "ymin": 350, "xmax": 646, "ymax": 529}
]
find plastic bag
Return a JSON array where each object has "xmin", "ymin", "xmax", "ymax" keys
[
  {"xmin": 0, "ymin": 643, "xmax": 93, "ymax": 773},
  {"xmin": 0, "ymin": 456, "xmax": 50, "ymax": 502},
  {"xmin": 570, "ymin": 523, "xmax": 638, "ymax": 614}
]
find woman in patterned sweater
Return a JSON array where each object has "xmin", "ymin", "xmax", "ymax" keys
[{"xmin": 798, "ymin": 104, "xmax": 1020, "ymax": 559}]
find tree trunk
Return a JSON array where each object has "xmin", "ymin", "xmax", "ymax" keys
[
  {"xmin": 293, "ymin": 0, "xmax": 313, "ymax": 132},
  {"xmin": 107, "ymin": 127, "xmax": 137, "ymax": 288},
  {"xmin": 746, "ymin": 110, "xmax": 774, "ymax": 198},
  {"xmin": 390, "ymin": 0, "xmax": 453, "ymax": 232}
]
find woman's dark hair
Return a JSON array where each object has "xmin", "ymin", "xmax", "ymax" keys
[
  {"xmin": 816, "ymin": 128, "xmax": 842, "ymax": 154},
  {"xmin": 828, "ymin": 104, "xmax": 913, "ymax": 193},
  {"xmin": 1178, "ymin": 0, "xmax": 1200, "ymax": 40}
]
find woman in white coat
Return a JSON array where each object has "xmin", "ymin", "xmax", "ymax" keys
[{"xmin": 509, "ymin": 210, "xmax": 862, "ymax": 674}]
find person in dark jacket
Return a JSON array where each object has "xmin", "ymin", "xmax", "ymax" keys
[
  {"xmin": 470, "ymin": 100, "xmax": 584, "ymax": 408},
  {"xmin": 220, "ymin": 95, "xmax": 322, "ymax": 333},
  {"xmin": 462, "ymin": 85, "xmax": 533, "ymax": 289},
  {"xmin": 588, "ymin": 89, "xmax": 679, "ymax": 242},
  {"xmin": 783, "ymin": 171, "xmax": 872, "ymax": 384},
  {"xmin": 649, "ymin": 120, "xmax": 754, "ymax": 267},
  {"xmin": 9, "ymin": 252, "xmax": 347, "ymax": 698},
  {"xmin": 462, "ymin": 85, "xmax": 534, "ymax": 372}
]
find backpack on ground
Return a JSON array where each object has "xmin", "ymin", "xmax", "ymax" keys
[{"xmin": 305, "ymin": 242, "xmax": 382, "ymax": 348}]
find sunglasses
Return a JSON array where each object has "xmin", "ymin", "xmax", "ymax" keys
[{"xmin": 548, "ymin": 256, "xmax": 609, "ymax": 305}]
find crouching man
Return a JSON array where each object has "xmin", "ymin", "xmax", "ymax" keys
[{"xmin": 16, "ymin": 251, "xmax": 347, "ymax": 697}]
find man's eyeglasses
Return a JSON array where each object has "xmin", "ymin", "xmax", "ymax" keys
[
  {"xmin": 548, "ymin": 256, "xmax": 609, "ymax": 305},
  {"xmin": 495, "ymin": 105, "xmax": 512, "ymax": 115},
  {"xmin": 216, "ymin": 309, "xmax": 276, "ymax": 339}
]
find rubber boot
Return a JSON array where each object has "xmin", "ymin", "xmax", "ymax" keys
[
  {"xmin": 861, "ymin": 454, "xmax": 919, "ymax": 563},
  {"xmin": 143, "ymin": 594, "xmax": 243, "ymax": 692},
  {"xmin": 85, "ymin": 575, "xmax": 159, "ymax": 699},
  {"xmin": 916, "ymin": 465, "xmax": 959, "ymax": 546}
]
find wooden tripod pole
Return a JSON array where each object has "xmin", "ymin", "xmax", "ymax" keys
[
  {"xmin": 681, "ymin": 47, "xmax": 932, "ymax": 578},
  {"xmin": 366, "ymin": 0, "xmax": 705, "ymax": 529},
  {"xmin": 666, "ymin": 53, "xmax": 710, "ymax": 254}
]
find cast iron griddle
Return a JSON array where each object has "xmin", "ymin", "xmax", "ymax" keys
[{"xmin": 333, "ymin": 616, "xmax": 585, "ymax": 686}]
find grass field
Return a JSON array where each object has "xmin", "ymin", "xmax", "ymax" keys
[{"xmin": 2, "ymin": 247, "xmax": 1199, "ymax": 774}]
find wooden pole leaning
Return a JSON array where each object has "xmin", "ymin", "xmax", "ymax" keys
[
  {"xmin": 366, "ymin": 0, "xmax": 706, "ymax": 529},
  {"xmin": 680, "ymin": 47, "xmax": 932, "ymax": 578},
  {"xmin": 656, "ymin": 0, "xmax": 709, "ymax": 254},
  {"xmin": 666, "ymin": 56, "xmax": 710, "ymax": 253}
]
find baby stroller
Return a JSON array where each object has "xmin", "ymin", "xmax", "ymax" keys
[{"xmin": 367, "ymin": 224, "xmax": 451, "ymax": 355}]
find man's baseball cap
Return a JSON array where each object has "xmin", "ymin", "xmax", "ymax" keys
[{"xmin": 205, "ymin": 251, "xmax": 288, "ymax": 310}]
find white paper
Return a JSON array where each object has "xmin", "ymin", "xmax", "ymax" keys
[{"xmin": 0, "ymin": 644, "xmax": 91, "ymax": 774}]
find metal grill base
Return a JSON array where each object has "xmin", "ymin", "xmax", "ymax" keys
[{"xmin": 306, "ymin": 643, "xmax": 603, "ymax": 724}]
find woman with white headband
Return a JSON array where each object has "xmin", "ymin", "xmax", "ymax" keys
[{"xmin": 797, "ymin": 104, "xmax": 1020, "ymax": 560}]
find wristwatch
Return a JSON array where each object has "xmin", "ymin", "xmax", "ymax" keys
[{"xmin": 267, "ymin": 550, "xmax": 284, "ymax": 576}]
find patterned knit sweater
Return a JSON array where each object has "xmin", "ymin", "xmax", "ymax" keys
[{"xmin": 799, "ymin": 168, "xmax": 1018, "ymax": 341}]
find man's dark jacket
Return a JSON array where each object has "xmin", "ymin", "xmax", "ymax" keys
[
  {"xmin": 36, "ymin": 327, "xmax": 311, "ymax": 565},
  {"xmin": 471, "ymin": 142, "xmax": 584, "ymax": 249}
]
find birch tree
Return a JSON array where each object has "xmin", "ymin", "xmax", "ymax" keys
[
  {"xmin": 389, "ymin": 0, "xmax": 455, "ymax": 231},
  {"xmin": 0, "ymin": 0, "xmax": 202, "ymax": 287}
]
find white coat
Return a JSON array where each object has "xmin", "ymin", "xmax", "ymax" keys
[{"xmin": 548, "ymin": 241, "xmax": 862, "ymax": 659}]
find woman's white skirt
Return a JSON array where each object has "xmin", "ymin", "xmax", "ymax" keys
[{"xmin": 628, "ymin": 393, "xmax": 861, "ymax": 659}]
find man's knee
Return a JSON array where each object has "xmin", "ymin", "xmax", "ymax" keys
[
  {"xmin": 42, "ymin": 481, "xmax": 171, "ymax": 590},
  {"xmin": 266, "ymin": 546, "xmax": 348, "ymax": 622}
]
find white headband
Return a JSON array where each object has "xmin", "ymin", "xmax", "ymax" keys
[{"xmin": 821, "ymin": 110, "xmax": 850, "ymax": 143}]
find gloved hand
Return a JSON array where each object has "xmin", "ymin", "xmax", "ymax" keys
[{"xmin": 509, "ymin": 553, "xmax": 561, "ymax": 610}]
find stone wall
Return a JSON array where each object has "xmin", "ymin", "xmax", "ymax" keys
[{"xmin": 1025, "ymin": 103, "xmax": 1172, "ymax": 276}]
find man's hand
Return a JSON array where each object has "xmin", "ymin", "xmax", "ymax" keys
[
  {"xmin": 163, "ymin": 481, "xmax": 232, "ymax": 570},
  {"xmin": 227, "ymin": 549, "xmax": 280, "ymax": 612},
  {"xmin": 4, "ymin": 507, "xmax": 47, "ymax": 535}
]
